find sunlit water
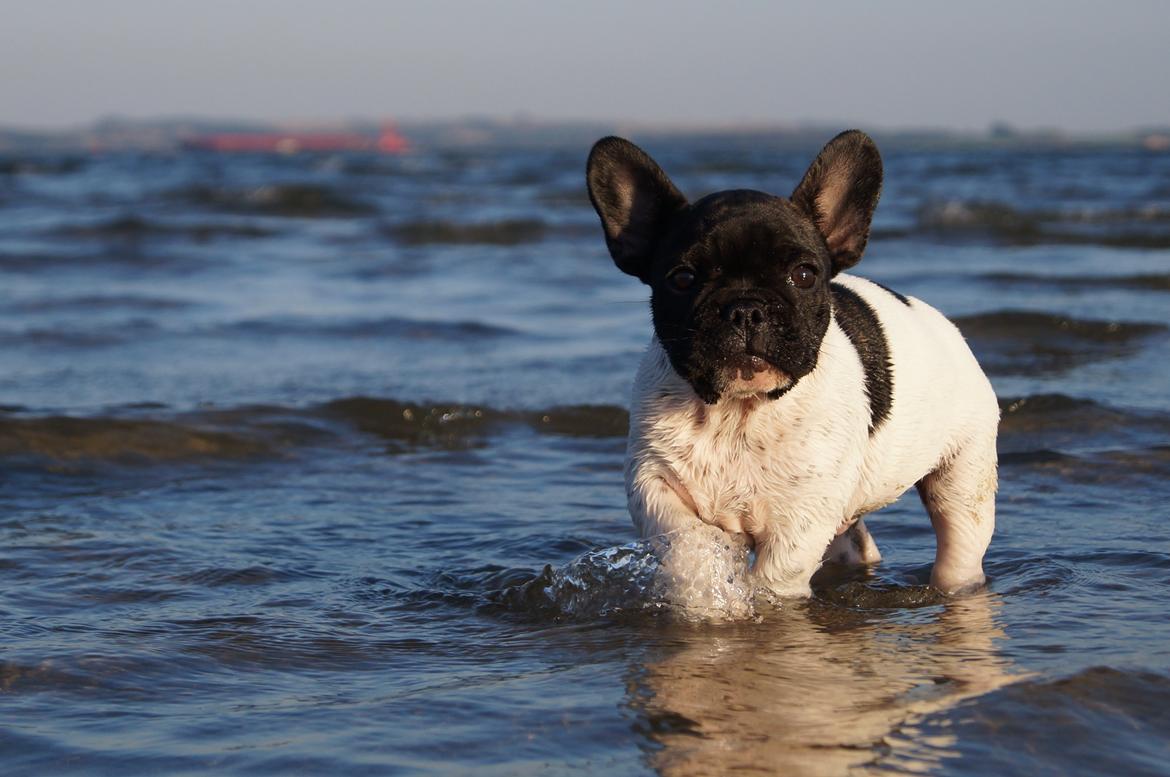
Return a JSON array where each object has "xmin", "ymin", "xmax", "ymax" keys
[{"xmin": 1, "ymin": 142, "xmax": 1169, "ymax": 774}]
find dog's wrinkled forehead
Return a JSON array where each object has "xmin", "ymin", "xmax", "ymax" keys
[{"xmin": 661, "ymin": 191, "xmax": 829, "ymax": 276}]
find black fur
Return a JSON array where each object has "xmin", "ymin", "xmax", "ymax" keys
[
  {"xmin": 830, "ymin": 282, "xmax": 894, "ymax": 433},
  {"xmin": 871, "ymin": 281, "xmax": 912, "ymax": 306},
  {"xmin": 586, "ymin": 131, "xmax": 884, "ymax": 404},
  {"xmin": 586, "ymin": 137, "xmax": 686, "ymax": 282},
  {"xmin": 649, "ymin": 192, "xmax": 832, "ymax": 403}
]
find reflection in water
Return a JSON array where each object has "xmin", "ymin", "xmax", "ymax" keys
[{"xmin": 629, "ymin": 593, "xmax": 1019, "ymax": 775}]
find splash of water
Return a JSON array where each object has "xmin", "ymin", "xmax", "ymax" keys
[{"xmin": 519, "ymin": 524, "xmax": 762, "ymax": 621}]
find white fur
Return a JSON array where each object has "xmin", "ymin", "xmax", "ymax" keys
[{"xmin": 626, "ymin": 274, "xmax": 999, "ymax": 596}]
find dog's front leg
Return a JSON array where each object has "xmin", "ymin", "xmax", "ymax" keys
[
  {"xmin": 752, "ymin": 517, "xmax": 842, "ymax": 598},
  {"xmin": 626, "ymin": 467, "xmax": 705, "ymax": 539}
]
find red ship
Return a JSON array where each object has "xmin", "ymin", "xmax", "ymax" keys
[{"xmin": 183, "ymin": 125, "xmax": 409, "ymax": 154}]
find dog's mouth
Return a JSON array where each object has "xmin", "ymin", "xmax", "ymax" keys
[{"xmin": 721, "ymin": 353, "xmax": 791, "ymax": 397}]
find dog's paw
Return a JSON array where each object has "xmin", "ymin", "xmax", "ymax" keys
[
  {"xmin": 822, "ymin": 519, "xmax": 882, "ymax": 566},
  {"xmin": 930, "ymin": 566, "xmax": 987, "ymax": 595}
]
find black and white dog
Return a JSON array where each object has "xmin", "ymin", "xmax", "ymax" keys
[{"xmin": 586, "ymin": 131, "xmax": 998, "ymax": 597}]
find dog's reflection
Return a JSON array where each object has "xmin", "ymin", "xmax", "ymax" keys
[{"xmin": 628, "ymin": 590, "xmax": 1018, "ymax": 776}]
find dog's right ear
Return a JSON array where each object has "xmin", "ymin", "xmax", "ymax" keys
[
  {"xmin": 586, "ymin": 137, "xmax": 687, "ymax": 282},
  {"xmin": 790, "ymin": 130, "xmax": 883, "ymax": 276}
]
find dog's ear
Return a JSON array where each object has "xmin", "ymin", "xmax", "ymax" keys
[
  {"xmin": 586, "ymin": 137, "xmax": 687, "ymax": 282},
  {"xmin": 791, "ymin": 130, "xmax": 883, "ymax": 275}
]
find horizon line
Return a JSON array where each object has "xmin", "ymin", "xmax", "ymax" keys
[{"xmin": 4, "ymin": 113, "xmax": 1168, "ymax": 139}]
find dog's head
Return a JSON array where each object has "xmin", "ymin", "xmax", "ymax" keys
[{"xmin": 587, "ymin": 131, "xmax": 882, "ymax": 404}]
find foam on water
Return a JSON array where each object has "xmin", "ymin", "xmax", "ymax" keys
[{"xmin": 522, "ymin": 524, "xmax": 760, "ymax": 621}]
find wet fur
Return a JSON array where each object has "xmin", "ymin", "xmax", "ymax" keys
[{"xmin": 587, "ymin": 131, "xmax": 999, "ymax": 596}]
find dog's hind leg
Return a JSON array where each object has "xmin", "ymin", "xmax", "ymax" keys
[
  {"xmin": 821, "ymin": 518, "xmax": 881, "ymax": 566},
  {"xmin": 918, "ymin": 434, "xmax": 997, "ymax": 594}
]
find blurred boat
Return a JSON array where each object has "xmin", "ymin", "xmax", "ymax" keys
[{"xmin": 182, "ymin": 125, "xmax": 409, "ymax": 153}]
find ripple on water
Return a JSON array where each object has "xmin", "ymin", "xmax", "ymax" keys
[
  {"xmin": 880, "ymin": 667, "xmax": 1170, "ymax": 775},
  {"xmin": 171, "ymin": 565, "xmax": 330, "ymax": 588}
]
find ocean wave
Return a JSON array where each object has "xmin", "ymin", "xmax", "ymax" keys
[
  {"xmin": 917, "ymin": 200, "xmax": 1040, "ymax": 238},
  {"xmin": 317, "ymin": 397, "xmax": 498, "ymax": 449},
  {"xmin": 174, "ymin": 183, "xmax": 375, "ymax": 217},
  {"xmin": 0, "ymin": 415, "xmax": 279, "ymax": 463},
  {"xmin": 0, "ymin": 156, "xmax": 87, "ymax": 176},
  {"xmin": 981, "ymin": 271, "xmax": 1170, "ymax": 292},
  {"xmin": 535, "ymin": 187, "xmax": 590, "ymax": 208},
  {"xmin": 386, "ymin": 218, "xmax": 548, "ymax": 245},
  {"xmin": 0, "ymin": 399, "xmax": 630, "ymax": 466},
  {"xmin": 672, "ymin": 155, "xmax": 793, "ymax": 177},
  {"xmin": 318, "ymin": 397, "xmax": 629, "ymax": 446},
  {"xmin": 0, "ymin": 313, "xmax": 522, "ymax": 347},
  {"xmin": 1000, "ymin": 392, "xmax": 1146, "ymax": 432},
  {"xmin": 954, "ymin": 310, "xmax": 1166, "ymax": 375},
  {"xmin": 222, "ymin": 315, "xmax": 519, "ymax": 340},
  {"xmin": 52, "ymin": 214, "xmax": 276, "ymax": 240},
  {"xmin": 7, "ymin": 391, "xmax": 1170, "ymax": 472},
  {"xmin": 0, "ymin": 246, "xmax": 203, "ymax": 274},
  {"xmin": 998, "ymin": 393, "xmax": 1170, "ymax": 480},
  {"xmin": 0, "ymin": 320, "xmax": 159, "ymax": 348},
  {"xmin": 2, "ymin": 294, "xmax": 195, "ymax": 314},
  {"xmin": 916, "ymin": 199, "xmax": 1170, "ymax": 247},
  {"xmin": 997, "ymin": 444, "xmax": 1170, "ymax": 485},
  {"xmin": 0, "ymin": 657, "xmax": 135, "ymax": 696}
]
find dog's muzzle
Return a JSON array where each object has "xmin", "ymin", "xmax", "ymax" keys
[
  {"xmin": 722, "ymin": 353, "xmax": 790, "ymax": 397},
  {"xmin": 717, "ymin": 298, "xmax": 791, "ymax": 396}
]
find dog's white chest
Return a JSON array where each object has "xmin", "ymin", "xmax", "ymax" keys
[
  {"xmin": 665, "ymin": 406, "xmax": 801, "ymax": 535},
  {"xmin": 631, "ymin": 329, "xmax": 875, "ymax": 540}
]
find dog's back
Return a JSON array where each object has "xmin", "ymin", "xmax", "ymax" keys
[{"xmin": 830, "ymin": 273, "xmax": 999, "ymax": 520}]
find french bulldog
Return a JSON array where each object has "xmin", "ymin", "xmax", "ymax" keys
[{"xmin": 586, "ymin": 130, "xmax": 999, "ymax": 597}]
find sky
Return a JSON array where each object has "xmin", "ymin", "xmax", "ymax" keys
[{"xmin": 2, "ymin": 0, "xmax": 1167, "ymax": 133}]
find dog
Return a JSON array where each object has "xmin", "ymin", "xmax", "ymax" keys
[{"xmin": 586, "ymin": 130, "xmax": 999, "ymax": 597}]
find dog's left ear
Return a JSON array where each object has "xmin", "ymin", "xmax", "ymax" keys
[
  {"xmin": 586, "ymin": 137, "xmax": 688, "ymax": 283},
  {"xmin": 791, "ymin": 130, "xmax": 883, "ymax": 275}
]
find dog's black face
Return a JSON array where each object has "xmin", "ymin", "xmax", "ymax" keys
[
  {"xmin": 644, "ymin": 191, "xmax": 835, "ymax": 403},
  {"xmin": 587, "ymin": 131, "xmax": 883, "ymax": 404}
]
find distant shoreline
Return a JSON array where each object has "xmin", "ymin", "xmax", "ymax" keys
[{"xmin": 2, "ymin": 116, "xmax": 1168, "ymax": 154}]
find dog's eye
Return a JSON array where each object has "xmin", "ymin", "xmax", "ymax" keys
[
  {"xmin": 789, "ymin": 264, "xmax": 818, "ymax": 289},
  {"xmin": 668, "ymin": 269, "xmax": 696, "ymax": 291}
]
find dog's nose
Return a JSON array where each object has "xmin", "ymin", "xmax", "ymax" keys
[{"xmin": 721, "ymin": 299, "xmax": 766, "ymax": 331}]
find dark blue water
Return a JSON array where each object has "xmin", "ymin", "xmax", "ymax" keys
[{"xmin": 1, "ymin": 141, "xmax": 1169, "ymax": 775}]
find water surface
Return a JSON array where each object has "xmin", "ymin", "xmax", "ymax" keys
[{"xmin": 1, "ymin": 142, "xmax": 1169, "ymax": 774}]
